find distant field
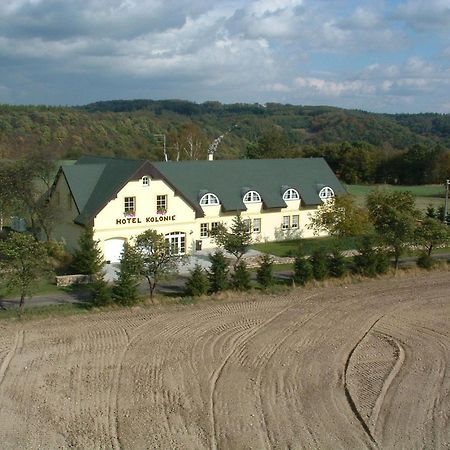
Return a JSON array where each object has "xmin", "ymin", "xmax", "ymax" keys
[{"xmin": 346, "ymin": 184, "xmax": 446, "ymax": 210}]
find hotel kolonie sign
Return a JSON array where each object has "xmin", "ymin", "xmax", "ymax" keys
[{"xmin": 116, "ymin": 214, "xmax": 176, "ymax": 225}]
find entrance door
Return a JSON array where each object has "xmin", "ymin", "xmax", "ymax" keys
[
  {"xmin": 165, "ymin": 232, "xmax": 186, "ymax": 255},
  {"xmin": 104, "ymin": 238, "xmax": 126, "ymax": 263}
]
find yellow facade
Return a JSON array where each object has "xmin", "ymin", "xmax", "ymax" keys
[{"xmin": 53, "ymin": 172, "xmax": 326, "ymax": 262}]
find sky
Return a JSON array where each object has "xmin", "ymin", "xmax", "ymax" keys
[{"xmin": 0, "ymin": 0, "xmax": 449, "ymax": 113}]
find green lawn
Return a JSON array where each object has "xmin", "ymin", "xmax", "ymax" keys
[
  {"xmin": 251, "ymin": 236, "xmax": 358, "ymax": 257},
  {"xmin": 0, "ymin": 278, "xmax": 62, "ymax": 298},
  {"xmin": 346, "ymin": 184, "xmax": 446, "ymax": 210}
]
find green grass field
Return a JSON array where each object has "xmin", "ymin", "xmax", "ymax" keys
[
  {"xmin": 346, "ymin": 184, "xmax": 446, "ymax": 210},
  {"xmin": 251, "ymin": 236, "xmax": 358, "ymax": 257}
]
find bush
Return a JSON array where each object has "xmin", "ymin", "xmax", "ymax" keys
[
  {"xmin": 417, "ymin": 253, "xmax": 435, "ymax": 269},
  {"xmin": 353, "ymin": 235, "xmax": 390, "ymax": 277},
  {"xmin": 256, "ymin": 254, "xmax": 274, "ymax": 289},
  {"xmin": 71, "ymin": 228, "xmax": 104, "ymax": 276},
  {"xmin": 208, "ymin": 250, "xmax": 229, "ymax": 293},
  {"xmin": 327, "ymin": 245, "xmax": 348, "ymax": 278},
  {"xmin": 293, "ymin": 252, "xmax": 313, "ymax": 285},
  {"xmin": 91, "ymin": 276, "xmax": 112, "ymax": 306},
  {"xmin": 375, "ymin": 250, "xmax": 390, "ymax": 274},
  {"xmin": 112, "ymin": 272, "xmax": 140, "ymax": 305},
  {"xmin": 185, "ymin": 265, "xmax": 210, "ymax": 297},
  {"xmin": 112, "ymin": 242, "xmax": 141, "ymax": 306},
  {"xmin": 231, "ymin": 261, "xmax": 251, "ymax": 291},
  {"xmin": 310, "ymin": 247, "xmax": 329, "ymax": 281}
]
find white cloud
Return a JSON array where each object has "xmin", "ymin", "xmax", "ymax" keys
[
  {"xmin": 394, "ymin": 0, "xmax": 450, "ymax": 32},
  {"xmin": 294, "ymin": 77, "xmax": 375, "ymax": 96}
]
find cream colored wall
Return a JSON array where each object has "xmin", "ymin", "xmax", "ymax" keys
[
  {"xmin": 51, "ymin": 173, "xmax": 84, "ymax": 251},
  {"xmin": 93, "ymin": 177, "xmax": 197, "ymax": 256},
  {"xmin": 193, "ymin": 199, "xmax": 324, "ymax": 250},
  {"xmin": 91, "ymin": 176, "xmax": 328, "ymax": 256}
]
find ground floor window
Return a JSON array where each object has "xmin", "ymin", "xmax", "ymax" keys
[
  {"xmin": 211, "ymin": 222, "xmax": 220, "ymax": 232},
  {"xmin": 243, "ymin": 219, "xmax": 251, "ymax": 232},
  {"xmin": 282, "ymin": 216, "xmax": 290, "ymax": 230},
  {"xmin": 291, "ymin": 215, "xmax": 299, "ymax": 229},
  {"xmin": 165, "ymin": 232, "xmax": 186, "ymax": 255},
  {"xmin": 253, "ymin": 218, "xmax": 261, "ymax": 233}
]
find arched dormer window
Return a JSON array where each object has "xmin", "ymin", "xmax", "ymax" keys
[
  {"xmin": 199, "ymin": 193, "xmax": 220, "ymax": 206},
  {"xmin": 243, "ymin": 191, "xmax": 261, "ymax": 203},
  {"xmin": 282, "ymin": 188, "xmax": 299, "ymax": 201},
  {"xmin": 319, "ymin": 186, "xmax": 334, "ymax": 200},
  {"xmin": 142, "ymin": 176, "xmax": 150, "ymax": 187}
]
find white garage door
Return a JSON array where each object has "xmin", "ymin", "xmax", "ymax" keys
[{"xmin": 104, "ymin": 238, "xmax": 126, "ymax": 263}]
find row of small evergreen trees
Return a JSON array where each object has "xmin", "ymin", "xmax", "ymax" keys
[{"xmin": 185, "ymin": 236, "xmax": 393, "ymax": 297}]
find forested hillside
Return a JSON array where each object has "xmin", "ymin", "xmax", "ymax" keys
[{"xmin": 0, "ymin": 100, "xmax": 449, "ymax": 184}]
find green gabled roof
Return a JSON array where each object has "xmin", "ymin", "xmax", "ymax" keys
[
  {"xmin": 62, "ymin": 164, "xmax": 106, "ymax": 213},
  {"xmin": 153, "ymin": 158, "xmax": 346, "ymax": 212},
  {"xmin": 59, "ymin": 156, "xmax": 346, "ymax": 225},
  {"xmin": 68, "ymin": 155, "xmax": 145, "ymax": 225}
]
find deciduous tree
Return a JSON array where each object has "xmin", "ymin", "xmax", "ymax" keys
[
  {"xmin": 134, "ymin": 229, "xmax": 182, "ymax": 302},
  {"xmin": 210, "ymin": 215, "xmax": 252, "ymax": 269},
  {"xmin": 0, "ymin": 232, "xmax": 51, "ymax": 316}
]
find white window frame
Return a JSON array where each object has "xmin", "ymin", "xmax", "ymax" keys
[
  {"xmin": 282, "ymin": 188, "xmax": 299, "ymax": 201},
  {"xmin": 253, "ymin": 218, "xmax": 261, "ymax": 233},
  {"xmin": 282, "ymin": 216, "xmax": 290, "ymax": 231},
  {"xmin": 200, "ymin": 223, "xmax": 209, "ymax": 238},
  {"xmin": 199, "ymin": 193, "xmax": 220, "ymax": 206},
  {"xmin": 243, "ymin": 190, "xmax": 261, "ymax": 203},
  {"xmin": 142, "ymin": 176, "xmax": 150, "ymax": 187},
  {"xmin": 319, "ymin": 186, "xmax": 335, "ymax": 200},
  {"xmin": 156, "ymin": 195, "xmax": 168, "ymax": 212},
  {"xmin": 211, "ymin": 222, "xmax": 220, "ymax": 232},
  {"xmin": 124, "ymin": 196, "xmax": 135, "ymax": 214},
  {"xmin": 291, "ymin": 215, "xmax": 299, "ymax": 229}
]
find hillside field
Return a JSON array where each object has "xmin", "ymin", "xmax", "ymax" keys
[
  {"xmin": 346, "ymin": 184, "xmax": 447, "ymax": 210},
  {"xmin": 0, "ymin": 270, "xmax": 449, "ymax": 449}
]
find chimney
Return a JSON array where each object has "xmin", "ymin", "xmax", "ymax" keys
[{"xmin": 208, "ymin": 153, "xmax": 214, "ymax": 161}]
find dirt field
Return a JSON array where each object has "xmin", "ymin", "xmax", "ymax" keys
[{"xmin": 0, "ymin": 271, "xmax": 449, "ymax": 449}]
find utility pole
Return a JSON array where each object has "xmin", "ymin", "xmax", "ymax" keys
[
  {"xmin": 154, "ymin": 134, "xmax": 167, "ymax": 161},
  {"xmin": 444, "ymin": 179, "xmax": 449, "ymax": 225}
]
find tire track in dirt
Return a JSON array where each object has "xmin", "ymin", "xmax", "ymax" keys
[
  {"xmin": 208, "ymin": 298, "xmax": 300, "ymax": 450},
  {"xmin": 343, "ymin": 316, "xmax": 383, "ymax": 445},
  {"xmin": 368, "ymin": 334, "xmax": 405, "ymax": 434},
  {"xmin": 0, "ymin": 329, "xmax": 24, "ymax": 388}
]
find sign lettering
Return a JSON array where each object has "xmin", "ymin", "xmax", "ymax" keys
[{"xmin": 116, "ymin": 215, "xmax": 176, "ymax": 225}]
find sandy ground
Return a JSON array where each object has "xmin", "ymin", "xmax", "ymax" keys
[{"xmin": 0, "ymin": 270, "xmax": 449, "ymax": 449}]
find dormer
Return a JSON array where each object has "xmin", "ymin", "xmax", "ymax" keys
[
  {"xmin": 282, "ymin": 187, "xmax": 299, "ymax": 201},
  {"xmin": 199, "ymin": 191, "xmax": 220, "ymax": 206},
  {"xmin": 242, "ymin": 189, "xmax": 262, "ymax": 203}
]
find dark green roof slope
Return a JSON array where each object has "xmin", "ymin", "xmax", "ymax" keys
[
  {"xmin": 68, "ymin": 155, "xmax": 145, "ymax": 224},
  {"xmin": 59, "ymin": 156, "xmax": 346, "ymax": 224},
  {"xmin": 153, "ymin": 158, "xmax": 346, "ymax": 212}
]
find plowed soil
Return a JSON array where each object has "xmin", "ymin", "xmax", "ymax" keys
[{"xmin": 0, "ymin": 270, "xmax": 449, "ymax": 449}]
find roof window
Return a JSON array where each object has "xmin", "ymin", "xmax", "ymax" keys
[
  {"xmin": 282, "ymin": 188, "xmax": 299, "ymax": 201},
  {"xmin": 243, "ymin": 190, "xmax": 261, "ymax": 203},
  {"xmin": 142, "ymin": 176, "xmax": 150, "ymax": 187},
  {"xmin": 319, "ymin": 186, "xmax": 334, "ymax": 200},
  {"xmin": 199, "ymin": 193, "xmax": 220, "ymax": 206}
]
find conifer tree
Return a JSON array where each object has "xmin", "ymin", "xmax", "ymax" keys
[
  {"xmin": 231, "ymin": 260, "xmax": 251, "ymax": 291},
  {"xmin": 310, "ymin": 247, "xmax": 329, "ymax": 281},
  {"xmin": 208, "ymin": 250, "xmax": 229, "ymax": 293},
  {"xmin": 185, "ymin": 264, "xmax": 210, "ymax": 297},
  {"xmin": 293, "ymin": 251, "xmax": 313, "ymax": 285},
  {"xmin": 256, "ymin": 254, "xmax": 274, "ymax": 289},
  {"xmin": 71, "ymin": 228, "xmax": 104, "ymax": 276},
  {"xmin": 327, "ymin": 245, "xmax": 348, "ymax": 278},
  {"xmin": 112, "ymin": 242, "xmax": 141, "ymax": 305}
]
